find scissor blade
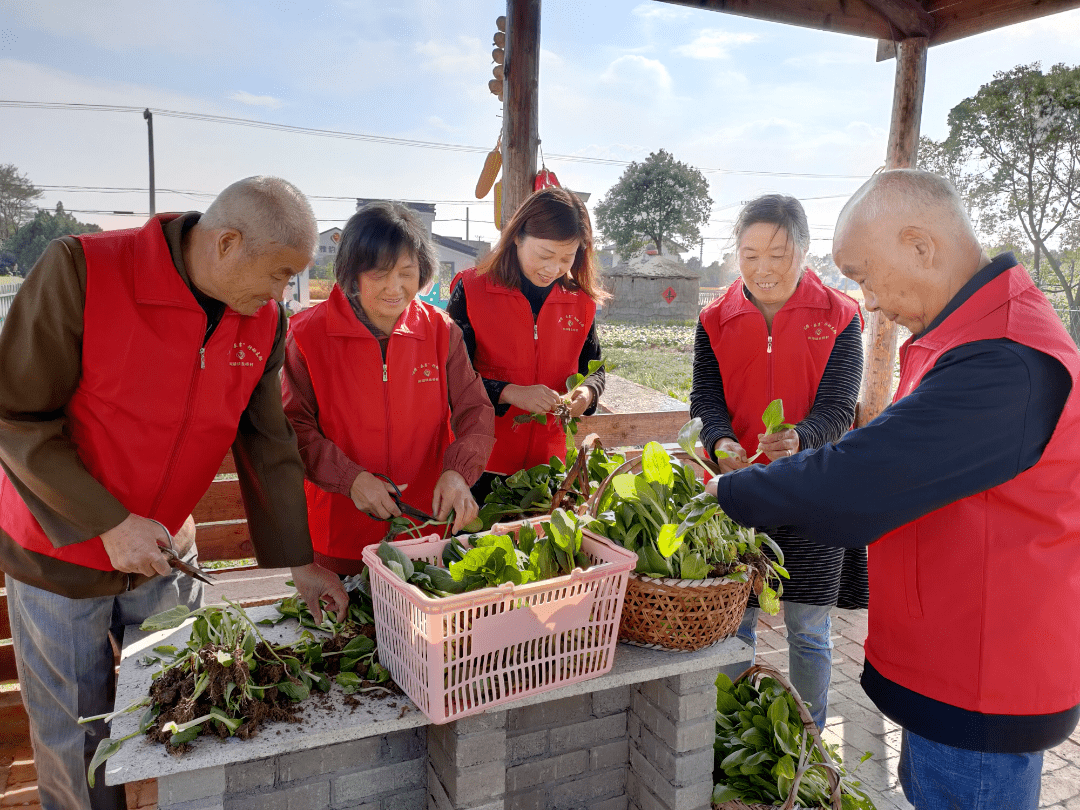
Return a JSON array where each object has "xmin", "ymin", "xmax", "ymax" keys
[
  {"xmin": 159, "ymin": 545, "xmax": 216, "ymax": 584},
  {"xmin": 398, "ymin": 503, "xmax": 440, "ymax": 524}
]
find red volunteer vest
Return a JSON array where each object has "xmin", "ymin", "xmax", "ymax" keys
[
  {"xmin": 288, "ymin": 287, "xmax": 452, "ymax": 560},
  {"xmin": 0, "ymin": 215, "xmax": 278, "ymax": 571},
  {"xmin": 459, "ymin": 267, "xmax": 595, "ymax": 474},
  {"xmin": 866, "ymin": 265, "xmax": 1080, "ymax": 715},
  {"xmin": 699, "ymin": 270, "xmax": 859, "ymax": 460}
]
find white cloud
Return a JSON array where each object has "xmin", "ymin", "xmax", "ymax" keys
[
  {"xmin": 675, "ymin": 29, "xmax": 759, "ymax": 60},
  {"xmin": 600, "ymin": 54, "xmax": 672, "ymax": 93},
  {"xmin": 631, "ymin": 2, "xmax": 691, "ymax": 21},
  {"xmin": 229, "ymin": 91, "xmax": 284, "ymax": 109}
]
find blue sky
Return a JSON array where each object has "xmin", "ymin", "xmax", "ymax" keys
[{"xmin": 1, "ymin": 0, "xmax": 1078, "ymax": 264}]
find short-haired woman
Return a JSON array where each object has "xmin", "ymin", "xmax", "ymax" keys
[
  {"xmin": 283, "ymin": 202, "xmax": 495, "ymax": 574},
  {"xmin": 690, "ymin": 194, "xmax": 866, "ymax": 730},
  {"xmin": 447, "ymin": 187, "xmax": 609, "ymax": 497}
]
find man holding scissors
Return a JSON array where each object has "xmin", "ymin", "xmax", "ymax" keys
[{"xmin": 0, "ymin": 176, "xmax": 348, "ymax": 810}]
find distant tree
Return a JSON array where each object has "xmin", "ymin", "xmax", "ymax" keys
[
  {"xmin": 594, "ymin": 149, "xmax": 712, "ymax": 258},
  {"xmin": 5, "ymin": 202, "xmax": 102, "ymax": 276},
  {"xmin": 0, "ymin": 164, "xmax": 43, "ymax": 241},
  {"xmin": 929, "ymin": 62, "xmax": 1080, "ymax": 343}
]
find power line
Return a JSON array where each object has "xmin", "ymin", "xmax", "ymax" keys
[{"xmin": 1, "ymin": 99, "xmax": 871, "ymax": 180}]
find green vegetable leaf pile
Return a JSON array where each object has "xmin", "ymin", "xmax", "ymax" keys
[
  {"xmin": 477, "ymin": 443, "xmax": 624, "ymax": 529},
  {"xmin": 82, "ymin": 581, "xmax": 394, "ymax": 783},
  {"xmin": 378, "ymin": 508, "xmax": 591, "ymax": 598},
  {"xmin": 713, "ymin": 670, "xmax": 875, "ymax": 810},
  {"xmin": 588, "ymin": 436, "xmax": 787, "ymax": 612}
]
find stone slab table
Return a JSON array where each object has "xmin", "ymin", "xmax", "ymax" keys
[{"xmin": 107, "ymin": 604, "xmax": 752, "ymax": 810}]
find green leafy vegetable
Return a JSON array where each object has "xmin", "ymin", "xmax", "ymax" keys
[
  {"xmin": 747, "ymin": 398, "xmax": 797, "ymax": 463},
  {"xmin": 712, "ymin": 669, "xmax": 876, "ymax": 809}
]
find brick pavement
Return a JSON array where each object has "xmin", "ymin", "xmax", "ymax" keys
[
  {"xmin": 751, "ymin": 606, "xmax": 1080, "ymax": 810},
  {"xmin": 4, "ymin": 608, "xmax": 1080, "ymax": 808}
]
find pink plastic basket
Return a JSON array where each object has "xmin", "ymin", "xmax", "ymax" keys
[{"xmin": 361, "ymin": 526, "xmax": 636, "ymax": 724}]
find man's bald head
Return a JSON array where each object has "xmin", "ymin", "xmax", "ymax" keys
[
  {"xmin": 832, "ymin": 170, "xmax": 990, "ymax": 335},
  {"xmin": 837, "ymin": 169, "xmax": 977, "ymax": 245},
  {"xmin": 201, "ymin": 176, "xmax": 317, "ymax": 259}
]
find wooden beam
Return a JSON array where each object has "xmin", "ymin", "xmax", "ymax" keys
[
  {"xmin": 857, "ymin": 36, "xmax": 927, "ymax": 428},
  {"xmin": 191, "ymin": 479, "xmax": 244, "ymax": 524},
  {"xmin": 578, "ymin": 410, "xmax": 690, "ymax": 448},
  {"xmin": 863, "ymin": 0, "xmax": 935, "ymax": 36},
  {"xmin": 501, "ymin": 0, "xmax": 541, "ymax": 226},
  {"xmin": 0, "ymin": 645, "xmax": 15, "ymax": 685},
  {"xmin": 929, "ymin": 0, "xmax": 1080, "ymax": 47},
  {"xmin": 655, "ymin": 0, "xmax": 895, "ymax": 40}
]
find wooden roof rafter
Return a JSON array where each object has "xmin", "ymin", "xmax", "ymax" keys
[{"xmin": 656, "ymin": 0, "xmax": 1080, "ymax": 52}]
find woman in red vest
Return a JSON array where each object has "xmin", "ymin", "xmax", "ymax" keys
[
  {"xmin": 447, "ymin": 188, "xmax": 608, "ymax": 500},
  {"xmin": 690, "ymin": 194, "xmax": 865, "ymax": 730},
  {"xmin": 283, "ymin": 203, "xmax": 495, "ymax": 575}
]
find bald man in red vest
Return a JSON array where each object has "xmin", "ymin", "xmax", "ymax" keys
[
  {"xmin": 0, "ymin": 176, "xmax": 347, "ymax": 810},
  {"xmin": 708, "ymin": 169, "xmax": 1080, "ymax": 809}
]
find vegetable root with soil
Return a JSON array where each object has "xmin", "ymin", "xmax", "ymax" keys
[{"xmin": 80, "ymin": 577, "xmax": 398, "ymax": 786}]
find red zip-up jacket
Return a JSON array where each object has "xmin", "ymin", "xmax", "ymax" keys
[
  {"xmin": 699, "ymin": 270, "xmax": 859, "ymax": 459},
  {"xmin": 867, "ymin": 264, "xmax": 1080, "ymax": 717},
  {"xmin": 459, "ymin": 267, "xmax": 595, "ymax": 474},
  {"xmin": 286, "ymin": 287, "xmax": 452, "ymax": 565},
  {"xmin": 0, "ymin": 215, "xmax": 279, "ymax": 571}
]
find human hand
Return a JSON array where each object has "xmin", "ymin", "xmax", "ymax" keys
[
  {"xmin": 566, "ymin": 387, "xmax": 593, "ymax": 418},
  {"xmin": 501, "ymin": 384, "xmax": 563, "ymax": 415},
  {"xmin": 758, "ymin": 428, "xmax": 800, "ymax": 462},
  {"xmin": 349, "ymin": 471, "xmax": 403, "ymax": 518},
  {"xmin": 713, "ymin": 438, "xmax": 749, "ymax": 474},
  {"xmin": 100, "ymin": 513, "xmax": 174, "ymax": 578},
  {"xmin": 290, "ymin": 562, "xmax": 349, "ymax": 625},
  {"xmin": 432, "ymin": 470, "xmax": 478, "ymax": 534},
  {"xmin": 173, "ymin": 514, "xmax": 197, "ymax": 556}
]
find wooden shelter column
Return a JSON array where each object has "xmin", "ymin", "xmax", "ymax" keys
[
  {"xmin": 856, "ymin": 36, "xmax": 928, "ymax": 427},
  {"xmin": 501, "ymin": 0, "xmax": 540, "ymax": 226}
]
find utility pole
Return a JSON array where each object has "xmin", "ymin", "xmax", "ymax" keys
[{"xmin": 143, "ymin": 108, "xmax": 156, "ymax": 217}]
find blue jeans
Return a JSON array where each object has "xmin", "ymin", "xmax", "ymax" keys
[
  {"xmin": 899, "ymin": 729, "xmax": 1043, "ymax": 809},
  {"xmin": 738, "ymin": 602, "xmax": 833, "ymax": 730},
  {"xmin": 6, "ymin": 568, "xmax": 203, "ymax": 810}
]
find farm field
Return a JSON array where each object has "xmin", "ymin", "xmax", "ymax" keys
[{"xmin": 598, "ymin": 322, "xmax": 695, "ymax": 402}]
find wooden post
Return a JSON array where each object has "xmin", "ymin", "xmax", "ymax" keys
[
  {"xmin": 500, "ymin": 0, "xmax": 540, "ymax": 227},
  {"xmin": 855, "ymin": 36, "xmax": 927, "ymax": 427}
]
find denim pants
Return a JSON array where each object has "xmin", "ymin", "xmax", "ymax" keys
[
  {"xmin": 6, "ymin": 568, "xmax": 203, "ymax": 810},
  {"xmin": 899, "ymin": 729, "xmax": 1043, "ymax": 809},
  {"xmin": 738, "ymin": 601, "xmax": 833, "ymax": 731}
]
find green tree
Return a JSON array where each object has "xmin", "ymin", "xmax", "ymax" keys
[
  {"xmin": 0, "ymin": 164, "xmax": 43, "ymax": 240},
  {"xmin": 934, "ymin": 62, "xmax": 1080, "ymax": 343},
  {"xmin": 594, "ymin": 149, "xmax": 711, "ymax": 258},
  {"xmin": 5, "ymin": 203, "xmax": 101, "ymax": 276}
]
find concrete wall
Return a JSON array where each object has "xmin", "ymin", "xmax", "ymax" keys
[{"xmin": 598, "ymin": 277, "xmax": 700, "ymax": 324}]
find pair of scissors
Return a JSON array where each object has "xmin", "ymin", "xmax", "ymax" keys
[
  {"xmin": 364, "ymin": 473, "xmax": 440, "ymax": 524},
  {"xmin": 150, "ymin": 518, "xmax": 216, "ymax": 584}
]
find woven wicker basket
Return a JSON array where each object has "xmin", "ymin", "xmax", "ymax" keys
[
  {"xmin": 587, "ymin": 453, "xmax": 752, "ymax": 652},
  {"xmin": 714, "ymin": 664, "xmax": 841, "ymax": 810}
]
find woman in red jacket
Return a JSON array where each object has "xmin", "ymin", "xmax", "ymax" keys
[
  {"xmin": 447, "ymin": 188, "xmax": 608, "ymax": 499},
  {"xmin": 690, "ymin": 194, "xmax": 865, "ymax": 731},
  {"xmin": 283, "ymin": 202, "xmax": 495, "ymax": 575}
]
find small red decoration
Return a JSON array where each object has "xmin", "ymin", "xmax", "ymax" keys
[{"xmin": 662, "ymin": 286, "xmax": 677, "ymax": 304}]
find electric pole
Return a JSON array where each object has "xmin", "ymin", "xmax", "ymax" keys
[{"xmin": 143, "ymin": 108, "xmax": 156, "ymax": 217}]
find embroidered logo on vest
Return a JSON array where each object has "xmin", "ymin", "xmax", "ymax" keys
[
  {"xmin": 804, "ymin": 322, "xmax": 837, "ymax": 341},
  {"xmin": 230, "ymin": 342, "xmax": 265, "ymax": 367},
  {"xmin": 414, "ymin": 362, "xmax": 441, "ymax": 383},
  {"xmin": 558, "ymin": 314, "xmax": 586, "ymax": 333}
]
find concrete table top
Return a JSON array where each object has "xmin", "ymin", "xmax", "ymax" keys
[{"xmin": 106, "ymin": 604, "xmax": 750, "ymax": 786}]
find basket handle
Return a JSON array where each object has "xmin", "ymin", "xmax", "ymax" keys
[
  {"xmin": 583, "ymin": 449, "xmax": 713, "ymax": 519},
  {"xmin": 731, "ymin": 663, "xmax": 843, "ymax": 810}
]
